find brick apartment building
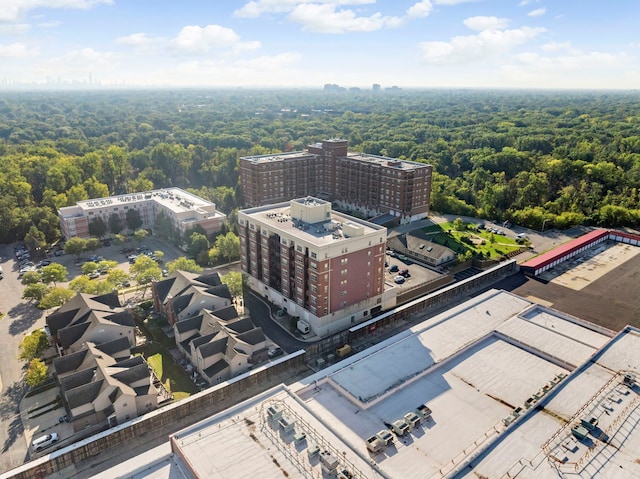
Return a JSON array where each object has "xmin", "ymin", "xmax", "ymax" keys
[
  {"xmin": 58, "ymin": 187, "xmax": 226, "ymax": 240},
  {"xmin": 239, "ymin": 197, "xmax": 397, "ymax": 337},
  {"xmin": 239, "ymin": 139, "xmax": 432, "ymax": 225}
]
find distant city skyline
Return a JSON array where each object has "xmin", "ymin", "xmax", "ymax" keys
[{"xmin": 0, "ymin": 0, "xmax": 638, "ymax": 90}]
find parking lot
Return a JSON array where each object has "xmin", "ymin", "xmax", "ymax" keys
[{"xmin": 384, "ymin": 250, "xmax": 444, "ymax": 290}]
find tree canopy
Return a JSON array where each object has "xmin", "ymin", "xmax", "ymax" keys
[{"xmin": 2, "ymin": 88, "xmax": 640, "ymax": 245}]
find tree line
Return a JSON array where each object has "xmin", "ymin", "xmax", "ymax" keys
[{"xmin": 1, "ymin": 88, "xmax": 640, "ymax": 244}]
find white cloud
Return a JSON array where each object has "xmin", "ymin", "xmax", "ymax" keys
[
  {"xmin": 541, "ymin": 41, "xmax": 572, "ymax": 52},
  {"xmin": 36, "ymin": 21, "xmax": 60, "ymax": 28},
  {"xmin": 406, "ymin": 0, "xmax": 433, "ymax": 19},
  {"xmin": 0, "ymin": 41, "xmax": 37, "ymax": 57},
  {"xmin": 518, "ymin": 0, "xmax": 539, "ymax": 5},
  {"xmin": 172, "ymin": 25, "xmax": 248, "ymax": 55},
  {"xmin": 528, "ymin": 8, "xmax": 546, "ymax": 17},
  {"xmin": 0, "ymin": 0, "xmax": 112, "ymax": 23},
  {"xmin": 288, "ymin": 4, "xmax": 394, "ymax": 33},
  {"xmin": 433, "ymin": 0, "xmax": 478, "ymax": 4},
  {"xmin": 503, "ymin": 49, "xmax": 633, "ymax": 88},
  {"xmin": 0, "ymin": 23, "xmax": 30, "ymax": 34},
  {"xmin": 234, "ymin": 0, "xmax": 374, "ymax": 19},
  {"xmin": 116, "ymin": 33, "xmax": 156, "ymax": 48},
  {"xmin": 463, "ymin": 16, "xmax": 509, "ymax": 32},
  {"xmin": 236, "ymin": 0, "xmax": 434, "ymax": 31},
  {"xmin": 419, "ymin": 26, "xmax": 546, "ymax": 64}
]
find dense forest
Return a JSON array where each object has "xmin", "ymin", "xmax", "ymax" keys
[{"xmin": 1, "ymin": 88, "xmax": 640, "ymax": 245}]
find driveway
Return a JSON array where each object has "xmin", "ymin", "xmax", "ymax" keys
[{"xmin": 0, "ymin": 243, "xmax": 48, "ymax": 473}]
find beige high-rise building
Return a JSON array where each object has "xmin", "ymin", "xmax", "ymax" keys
[{"xmin": 239, "ymin": 197, "xmax": 396, "ymax": 337}]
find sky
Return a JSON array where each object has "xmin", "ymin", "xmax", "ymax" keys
[{"xmin": 0, "ymin": 0, "xmax": 638, "ymax": 90}]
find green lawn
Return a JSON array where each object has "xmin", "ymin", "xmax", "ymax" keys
[
  {"xmin": 137, "ymin": 342, "xmax": 198, "ymax": 401},
  {"xmin": 422, "ymin": 222, "xmax": 522, "ymax": 260}
]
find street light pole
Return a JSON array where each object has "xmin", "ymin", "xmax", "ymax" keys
[{"xmin": 541, "ymin": 218, "xmax": 550, "ymax": 233}]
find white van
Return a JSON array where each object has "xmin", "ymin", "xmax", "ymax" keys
[{"xmin": 32, "ymin": 433, "xmax": 58, "ymax": 451}]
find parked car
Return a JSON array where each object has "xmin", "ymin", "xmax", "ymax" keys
[
  {"xmin": 389, "ymin": 265, "xmax": 399, "ymax": 273},
  {"xmin": 54, "ymin": 249, "xmax": 65, "ymax": 256},
  {"xmin": 32, "ymin": 433, "xmax": 58, "ymax": 451},
  {"xmin": 36, "ymin": 260, "xmax": 52, "ymax": 268},
  {"xmin": 399, "ymin": 269, "xmax": 410, "ymax": 277},
  {"xmin": 162, "ymin": 268, "xmax": 169, "ymax": 277},
  {"xmin": 87, "ymin": 271, "xmax": 100, "ymax": 279},
  {"xmin": 268, "ymin": 347, "xmax": 284, "ymax": 358},
  {"xmin": 394, "ymin": 275, "xmax": 405, "ymax": 284}
]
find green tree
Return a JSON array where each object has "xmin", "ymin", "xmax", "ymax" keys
[
  {"xmin": 40, "ymin": 263, "xmax": 68, "ymax": 285},
  {"xmin": 69, "ymin": 275, "xmax": 93, "ymax": 293},
  {"xmin": 187, "ymin": 232, "xmax": 210, "ymax": 260},
  {"xmin": 108, "ymin": 213, "xmax": 123, "ymax": 235},
  {"xmin": 24, "ymin": 225, "xmax": 46, "ymax": 253},
  {"xmin": 134, "ymin": 228, "xmax": 148, "ymax": 244},
  {"xmin": 39, "ymin": 287, "xmax": 75, "ymax": 310},
  {"xmin": 130, "ymin": 255, "xmax": 162, "ymax": 293},
  {"xmin": 126, "ymin": 208, "xmax": 143, "ymax": 231},
  {"xmin": 106, "ymin": 268, "xmax": 130, "ymax": 287},
  {"xmin": 452, "ymin": 217, "xmax": 465, "ymax": 231},
  {"xmin": 215, "ymin": 232, "xmax": 240, "ymax": 264},
  {"xmin": 96, "ymin": 259, "xmax": 118, "ymax": 272},
  {"xmin": 88, "ymin": 217, "xmax": 107, "ymax": 239},
  {"xmin": 23, "ymin": 283, "xmax": 50, "ymax": 302},
  {"xmin": 65, "ymin": 236, "xmax": 87, "ymax": 257},
  {"xmin": 81, "ymin": 262, "xmax": 99, "ymax": 275},
  {"xmin": 221, "ymin": 271, "xmax": 243, "ymax": 299},
  {"xmin": 21, "ymin": 270, "xmax": 42, "ymax": 285},
  {"xmin": 86, "ymin": 237, "xmax": 101, "ymax": 252},
  {"xmin": 19, "ymin": 330, "xmax": 49, "ymax": 360},
  {"xmin": 166, "ymin": 257, "xmax": 202, "ymax": 274},
  {"xmin": 26, "ymin": 358, "xmax": 49, "ymax": 387}
]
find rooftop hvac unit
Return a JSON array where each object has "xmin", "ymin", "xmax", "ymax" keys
[
  {"xmin": 623, "ymin": 373, "xmax": 636, "ymax": 386},
  {"xmin": 404, "ymin": 412, "xmax": 421, "ymax": 429},
  {"xmin": 416, "ymin": 403, "xmax": 432, "ymax": 419},
  {"xmin": 319, "ymin": 450, "xmax": 339, "ymax": 472},
  {"xmin": 267, "ymin": 405, "xmax": 283, "ymax": 421},
  {"xmin": 278, "ymin": 417, "xmax": 295, "ymax": 434}
]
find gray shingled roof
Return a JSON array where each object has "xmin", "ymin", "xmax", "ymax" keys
[
  {"xmin": 172, "ymin": 294, "xmax": 193, "ymax": 316},
  {"xmin": 58, "ymin": 322, "xmax": 91, "ymax": 349},
  {"xmin": 66, "ymin": 379, "xmax": 103, "ymax": 409},
  {"xmin": 106, "ymin": 310, "xmax": 135, "ymax": 327},
  {"xmin": 236, "ymin": 328, "xmax": 265, "ymax": 346},
  {"xmin": 222, "ymin": 316, "xmax": 254, "ymax": 334},
  {"xmin": 194, "ymin": 272, "xmax": 222, "ymax": 287},
  {"xmin": 111, "ymin": 362, "xmax": 149, "ymax": 386},
  {"xmin": 95, "ymin": 337, "xmax": 130, "ymax": 357},
  {"xmin": 175, "ymin": 314, "xmax": 203, "ymax": 334},
  {"xmin": 60, "ymin": 368, "xmax": 95, "ymax": 392},
  {"xmin": 53, "ymin": 349, "xmax": 89, "ymax": 376},
  {"xmin": 191, "ymin": 332, "xmax": 217, "ymax": 350},
  {"xmin": 198, "ymin": 336, "xmax": 228, "ymax": 358},
  {"xmin": 47, "ymin": 308, "xmax": 80, "ymax": 337},
  {"xmin": 204, "ymin": 284, "xmax": 232, "ymax": 301},
  {"xmin": 203, "ymin": 359, "xmax": 229, "ymax": 379},
  {"xmin": 210, "ymin": 305, "xmax": 238, "ymax": 322}
]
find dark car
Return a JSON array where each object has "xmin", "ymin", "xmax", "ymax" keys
[
  {"xmin": 36, "ymin": 260, "xmax": 52, "ymax": 269},
  {"xmin": 268, "ymin": 347, "xmax": 284, "ymax": 358},
  {"xmin": 389, "ymin": 264, "xmax": 399, "ymax": 273}
]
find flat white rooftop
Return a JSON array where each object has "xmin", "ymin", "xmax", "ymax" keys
[
  {"xmin": 240, "ymin": 203, "xmax": 384, "ymax": 247},
  {"xmin": 153, "ymin": 289, "xmax": 640, "ymax": 479}
]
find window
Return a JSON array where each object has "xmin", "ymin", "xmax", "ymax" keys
[
  {"xmin": 341, "ymin": 258, "xmax": 348, "ymax": 265},
  {"xmin": 311, "ymin": 252, "xmax": 317, "ymax": 259}
]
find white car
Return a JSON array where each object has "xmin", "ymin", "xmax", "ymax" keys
[{"xmin": 32, "ymin": 432, "xmax": 58, "ymax": 451}]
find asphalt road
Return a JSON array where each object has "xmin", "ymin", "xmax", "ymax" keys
[
  {"xmin": 243, "ymin": 291, "xmax": 308, "ymax": 354},
  {"xmin": 0, "ymin": 243, "xmax": 47, "ymax": 473}
]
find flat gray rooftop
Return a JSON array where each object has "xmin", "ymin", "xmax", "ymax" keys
[{"xmin": 159, "ymin": 289, "xmax": 640, "ymax": 479}]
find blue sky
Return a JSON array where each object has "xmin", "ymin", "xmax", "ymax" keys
[{"xmin": 0, "ymin": 0, "xmax": 638, "ymax": 89}]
